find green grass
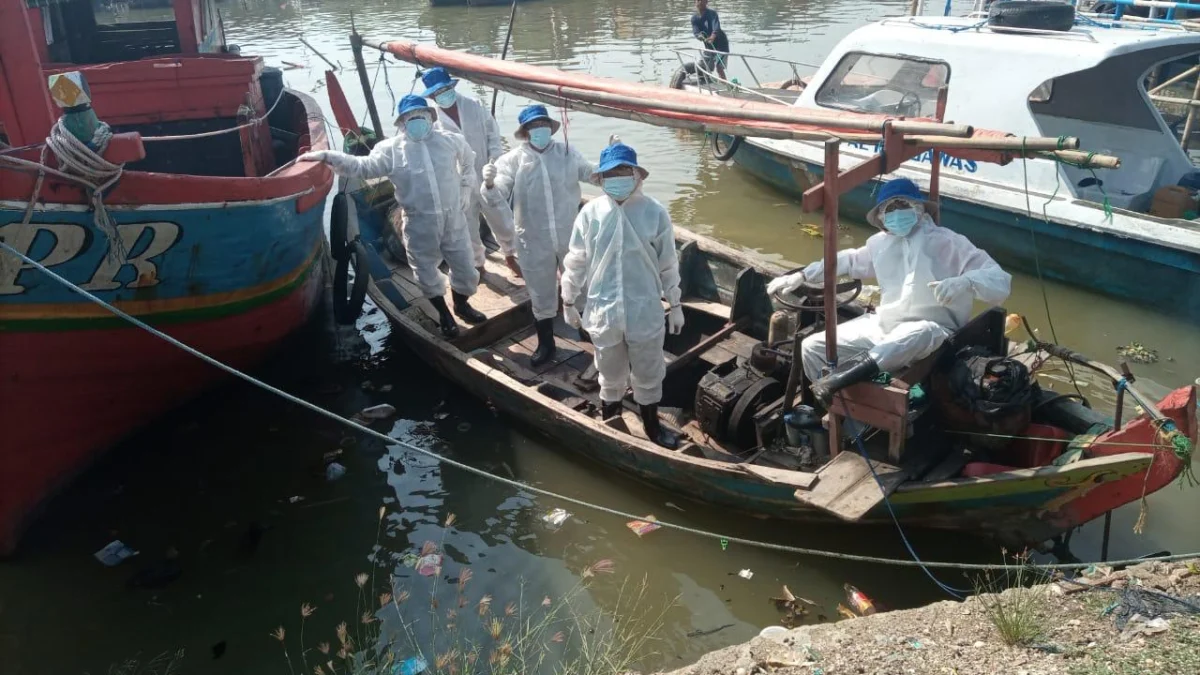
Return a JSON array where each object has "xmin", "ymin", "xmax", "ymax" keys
[{"xmin": 971, "ymin": 553, "xmax": 1051, "ymax": 647}]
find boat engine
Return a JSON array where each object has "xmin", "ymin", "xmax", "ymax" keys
[{"xmin": 695, "ymin": 361, "xmax": 785, "ymax": 449}]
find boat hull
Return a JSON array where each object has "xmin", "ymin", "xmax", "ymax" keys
[
  {"xmin": 0, "ymin": 186, "xmax": 328, "ymax": 556},
  {"xmin": 725, "ymin": 137, "xmax": 1200, "ymax": 321}
]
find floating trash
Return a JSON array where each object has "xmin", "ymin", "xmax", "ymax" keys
[
  {"xmin": 456, "ymin": 422, "xmax": 471, "ymax": 433},
  {"xmin": 287, "ymin": 496, "xmax": 305, "ymax": 504},
  {"xmin": 836, "ymin": 603, "xmax": 857, "ymax": 620},
  {"xmin": 379, "ymin": 384, "xmax": 394, "ymax": 393},
  {"xmin": 393, "ymin": 656, "xmax": 428, "ymax": 675},
  {"xmin": 843, "ymin": 583, "xmax": 877, "ymax": 616},
  {"xmin": 94, "ymin": 540, "xmax": 139, "ymax": 566},
  {"xmin": 771, "ymin": 585, "xmax": 816, "ymax": 627},
  {"xmin": 626, "ymin": 515, "xmax": 661, "ymax": 537},
  {"xmin": 737, "ymin": 568, "xmax": 754, "ymax": 580},
  {"xmin": 1117, "ymin": 342, "xmax": 1159, "ymax": 364},
  {"xmin": 325, "ymin": 462, "xmax": 347, "ymax": 481},
  {"xmin": 542, "ymin": 508, "xmax": 571, "ymax": 529},
  {"xmin": 359, "ymin": 404, "xmax": 397, "ymax": 420},
  {"xmin": 416, "ymin": 554, "xmax": 443, "ymax": 577}
]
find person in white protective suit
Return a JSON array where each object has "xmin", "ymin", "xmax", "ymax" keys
[
  {"xmin": 560, "ymin": 143, "xmax": 684, "ymax": 449},
  {"xmin": 767, "ymin": 177, "xmax": 1012, "ymax": 407},
  {"xmin": 420, "ymin": 67, "xmax": 503, "ymax": 270},
  {"xmin": 479, "ymin": 104, "xmax": 599, "ymax": 367},
  {"xmin": 300, "ymin": 94, "xmax": 486, "ymax": 339}
]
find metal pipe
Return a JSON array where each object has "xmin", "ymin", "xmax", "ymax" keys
[
  {"xmin": 351, "ymin": 31, "xmax": 384, "ymax": 139},
  {"xmin": 822, "ymin": 139, "xmax": 841, "ymax": 460},
  {"xmin": 1180, "ymin": 73, "xmax": 1200, "ymax": 150},
  {"xmin": 491, "ymin": 0, "xmax": 520, "ymax": 116}
]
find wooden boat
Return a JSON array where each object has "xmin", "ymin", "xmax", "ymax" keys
[
  {"xmin": 342, "ymin": 174, "xmax": 1196, "ymax": 548},
  {"xmin": 0, "ymin": 0, "xmax": 332, "ymax": 554}
]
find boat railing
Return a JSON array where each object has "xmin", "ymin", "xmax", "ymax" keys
[{"xmin": 670, "ymin": 47, "xmax": 819, "ymax": 105}]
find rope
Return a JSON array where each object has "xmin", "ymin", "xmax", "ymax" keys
[
  {"xmin": 39, "ymin": 118, "xmax": 126, "ymax": 265},
  {"xmin": 5, "ymin": 240, "xmax": 1200, "ymax": 573},
  {"xmin": 141, "ymin": 88, "xmax": 287, "ymax": 143}
]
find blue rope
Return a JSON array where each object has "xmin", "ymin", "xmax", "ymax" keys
[{"xmin": 848, "ymin": 412, "xmax": 971, "ymax": 599}]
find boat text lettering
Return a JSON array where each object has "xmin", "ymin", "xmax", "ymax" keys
[
  {"xmin": 0, "ymin": 221, "xmax": 182, "ymax": 295},
  {"xmin": 846, "ymin": 142, "xmax": 978, "ymax": 173}
]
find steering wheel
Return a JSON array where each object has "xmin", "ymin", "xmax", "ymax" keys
[
  {"xmin": 771, "ymin": 276, "xmax": 863, "ymax": 312},
  {"xmin": 896, "ymin": 90, "xmax": 922, "ymax": 117}
]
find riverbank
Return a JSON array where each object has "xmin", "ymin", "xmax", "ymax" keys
[{"xmin": 662, "ymin": 559, "xmax": 1200, "ymax": 675}]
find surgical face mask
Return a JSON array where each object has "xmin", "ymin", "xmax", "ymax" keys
[
  {"xmin": 528, "ymin": 126, "xmax": 552, "ymax": 150},
  {"xmin": 433, "ymin": 89, "xmax": 457, "ymax": 109},
  {"xmin": 405, "ymin": 116, "xmax": 432, "ymax": 141},
  {"xmin": 602, "ymin": 175, "xmax": 637, "ymax": 201},
  {"xmin": 882, "ymin": 207, "xmax": 918, "ymax": 237}
]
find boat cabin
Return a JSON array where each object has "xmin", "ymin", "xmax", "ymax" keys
[
  {"xmin": 787, "ymin": 16, "xmax": 1200, "ymax": 213},
  {"xmin": 0, "ymin": 0, "xmax": 292, "ymax": 179}
]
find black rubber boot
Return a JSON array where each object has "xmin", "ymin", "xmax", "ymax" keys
[
  {"xmin": 452, "ymin": 291, "xmax": 487, "ymax": 324},
  {"xmin": 810, "ymin": 352, "xmax": 880, "ymax": 408},
  {"xmin": 601, "ymin": 400, "xmax": 623, "ymax": 421},
  {"xmin": 429, "ymin": 296, "xmax": 460, "ymax": 339},
  {"xmin": 640, "ymin": 404, "xmax": 679, "ymax": 449},
  {"xmin": 530, "ymin": 318, "xmax": 557, "ymax": 367}
]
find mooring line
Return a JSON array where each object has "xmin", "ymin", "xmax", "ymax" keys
[{"xmin": 4, "ymin": 240, "xmax": 1196, "ymax": 574}]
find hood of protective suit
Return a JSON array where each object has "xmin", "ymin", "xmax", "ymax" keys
[
  {"xmin": 561, "ymin": 194, "xmax": 682, "ymax": 348},
  {"xmin": 433, "ymin": 92, "xmax": 502, "ymax": 178}
]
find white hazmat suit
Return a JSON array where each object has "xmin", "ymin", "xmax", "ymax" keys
[
  {"xmin": 481, "ymin": 140, "xmax": 597, "ymax": 320},
  {"xmin": 794, "ymin": 213, "xmax": 1011, "ymax": 381},
  {"xmin": 435, "ymin": 93, "xmax": 503, "ymax": 267},
  {"xmin": 316, "ymin": 129, "xmax": 480, "ymax": 299},
  {"xmin": 561, "ymin": 192, "xmax": 682, "ymax": 405}
]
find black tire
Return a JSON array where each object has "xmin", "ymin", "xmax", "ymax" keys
[
  {"xmin": 330, "ymin": 192, "xmax": 350, "ymax": 262},
  {"xmin": 333, "ymin": 238, "xmax": 368, "ymax": 325},
  {"xmin": 987, "ymin": 2, "xmax": 1076, "ymax": 32},
  {"xmin": 711, "ymin": 133, "xmax": 743, "ymax": 161},
  {"xmin": 669, "ymin": 62, "xmax": 701, "ymax": 89}
]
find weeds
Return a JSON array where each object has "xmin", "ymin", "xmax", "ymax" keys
[
  {"xmin": 104, "ymin": 650, "xmax": 186, "ymax": 675},
  {"xmin": 972, "ymin": 551, "xmax": 1051, "ymax": 647},
  {"xmin": 272, "ymin": 510, "xmax": 674, "ymax": 674}
]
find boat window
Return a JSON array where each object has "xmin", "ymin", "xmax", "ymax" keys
[
  {"xmin": 815, "ymin": 53, "xmax": 949, "ymax": 118},
  {"xmin": 1029, "ymin": 79, "xmax": 1053, "ymax": 104}
]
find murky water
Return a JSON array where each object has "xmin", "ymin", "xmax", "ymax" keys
[{"xmin": 3, "ymin": 0, "xmax": 1200, "ymax": 673}]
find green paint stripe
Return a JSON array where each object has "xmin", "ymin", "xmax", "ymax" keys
[{"xmin": 0, "ymin": 257, "xmax": 321, "ymax": 333}]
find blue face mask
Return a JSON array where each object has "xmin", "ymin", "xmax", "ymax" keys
[
  {"xmin": 433, "ymin": 89, "xmax": 457, "ymax": 109},
  {"xmin": 882, "ymin": 208, "xmax": 918, "ymax": 237},
  {"xmin": 528, "ymin": 127, "xmax": 552, "ymax": 150},
  {"xmin": 405, "ymin": 116, "xmax": 432, "ymax": 141},
  {"xmin": 603, "ymin": 175, "xmax": 637, "ymax": 201}
]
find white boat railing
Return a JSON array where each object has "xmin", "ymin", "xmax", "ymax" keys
[{"xmin": 670, "ymin": 47, "xmax": 819, "ymax": 105}]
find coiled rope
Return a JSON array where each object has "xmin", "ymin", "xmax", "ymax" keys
[{"xmin": 2, "ymin": 242, "xmax": 1199, "ymax": 573}]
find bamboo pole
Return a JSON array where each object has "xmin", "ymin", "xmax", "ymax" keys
[
  {"xmin": 1038, "ymin": 150, "xmax": 1122, "ymax": 169},
  {"xmin": 1149, "ymin": 93, "xmax": 1200, "ymax": 107},
  {"xmin": 904, "ymin": 135, "xmax": 1080, "ymax": 151},
  {"xmin": 459, "ymin": 73, "xmax": 975, "ymax": 137},
  {"xmin": 300, "ymin": 36, "xmax": 339, "ymax": 72},
  {"xmin": 1148, "ymin": 64, "xmax": 1200, "ymax": 95},
  {"xmin": 1181, "ymin": 74, "xmax": 1200, "ymax": 150},
  {"xmin": 351, "ymin": 31, "xmax": 384, "ymax": 139}
]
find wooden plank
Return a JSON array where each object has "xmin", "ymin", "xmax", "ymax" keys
[
  {"xmin": 665, "ymin": 318, "xmax": 749, "ymax": 376},
  {"xmin": 682, "ymin": 297, "xmax": 732, "ymax": 320},
  {"xmin": 739, "ymin": 464, "xmax": 820, "ymax": 490},
  {"xmin": 792, "ymin": 451, "xmax": 908, "ymax": 521},
  {"xmin": 829, "ymin": 382, "xmax": 909, "ymax": 417}
]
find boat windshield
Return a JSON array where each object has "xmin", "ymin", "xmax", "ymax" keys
[{"xmin": 814, "ymin": 52, "xmax": 949, "ymax": 119}]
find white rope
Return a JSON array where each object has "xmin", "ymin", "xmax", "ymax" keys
[
  {"xmin": 3, "ymin": 238, "xmax": 1198, "ymax": 574},
  {"xmin": 42, "ymin": 118, "xmax": 127, "ymax": 264}
]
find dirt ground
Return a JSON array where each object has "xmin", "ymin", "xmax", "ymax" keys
[{"xmin": 659, "ymin": 560, "xmax": 1200, "ymax": 675}]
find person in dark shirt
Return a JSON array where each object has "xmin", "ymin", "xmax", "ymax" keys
[{"xmin": 691, "ymin": 0, "xmax": 729, "ymax": 81}]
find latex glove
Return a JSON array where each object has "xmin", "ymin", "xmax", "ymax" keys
[
  {"xmin": 928, "ymin": 275, "xmax": 973, "ymax": 306},
  {"xmin": 766, "ymin": 262, "xmax": 822, "ymax": 296},
  {"xmin": 505, "ymin": 255, "xmax": 522, "ymax": 278},
  {"xmin": 608, "ymin": 134, "xmax": 621, "ymax": 146},
  {"xmin": 563, "ymin": 304, "xmax": 582, "ymax": 329},
  {"xmin": 668, "ymin": 305, "xmax": 685, "ymax": 335},
  {"xmin": 482, "ymin": 163, "xmax": 497, "ymax": 188},
  {"xmin": 298, "ymin": 150, "xmax": 330, "ymax": 163}
]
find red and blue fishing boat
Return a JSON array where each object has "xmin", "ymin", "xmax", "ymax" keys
[{"xmin": 0, "ymin": 0, "xmax": 333, "ymax": 554}]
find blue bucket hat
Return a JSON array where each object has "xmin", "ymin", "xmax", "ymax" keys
[
  {"xmin": 514, "ymin": 104, "xmax": 561, "ymax": 139},
  {"xmin": 394, "ymin": 94, "xmax": 436, "ymax": 126},
  {"xmin": 866, "ymin": 177, "xmax": 925, "ymax": 229},
  {"xmin": 419, "ymin": 67, "xmax": 458, "ymax": 98},
  {"xmin": 590, "ymin": 142, "xmax": 649, "ymax": 181}
]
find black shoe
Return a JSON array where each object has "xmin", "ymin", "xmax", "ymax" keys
[
  {"xmin": 429, "ymin": 296, "xmax": 460, "ymax": 339},
  {"xmin": 452, "ymin": 291, "xmax": 487, "ymax": 324},
  {"xmin": 530, "ymin": 318, "xmax": 557, "ymax": 367},
  {"xmin": 810, "ymin": 352, "xmax": 880, "ymax": 408},
  {"xmin": 639, "ymin": 404, "xmax": 679, "ymax": 449},
  {"xmin": 601, "ymin": 400, "xmax": 623, "ymax": 420}
]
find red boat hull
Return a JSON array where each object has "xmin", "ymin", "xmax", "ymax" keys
[{"xmin": 0, "ymin": 262, "xmax": 324, "ymax": 555}]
